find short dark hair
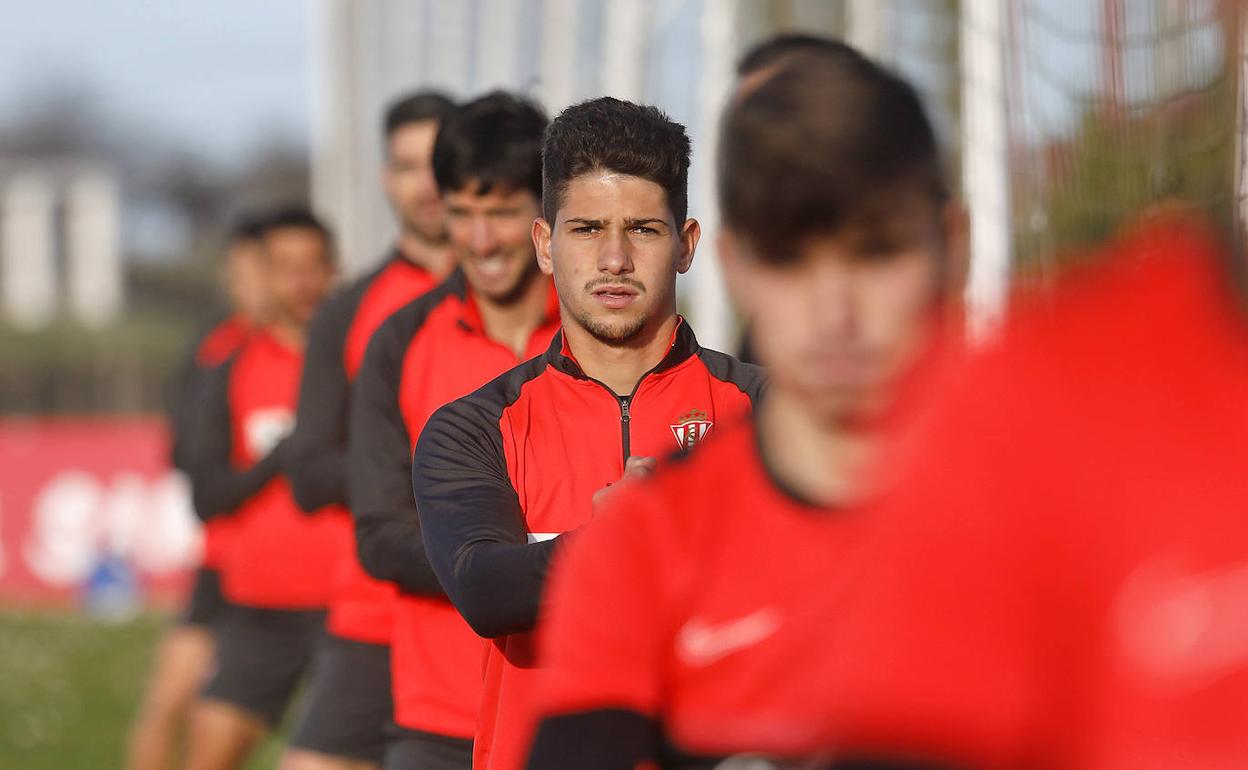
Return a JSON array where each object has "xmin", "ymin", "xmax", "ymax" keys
[
  {"xmin": 432, "ymin": 91, "xmax": 548, "ymax": 199},
  {"xmin": 542, "ymin": 97, "xmax": 691, "ymax": 224},
  {"xmin": 259, "ymin": 205, "xmax": 336, "ymax": 263},
  {"xmin": 226, "ymin": 212, "xmax": 267, "ymax": 245},
  {"xmin": 736, "ymin": 33, "xmax": 850, "ymax": 76},
  {"xmin": 719, "ymin": 49, "xmax": 948, "ymax": 264},
  {"xmin": 384, "ymin": 90, "xmax": 456, "ymax": 138}
]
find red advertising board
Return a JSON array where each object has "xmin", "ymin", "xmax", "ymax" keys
[{"xmin": 0, "ymin": 417, "xmax": 198, "ymax": 609}]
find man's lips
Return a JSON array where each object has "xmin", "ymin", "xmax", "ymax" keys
[{"xmin": 592, "ymin": 285, "xmax": 640, "ymax": 309}]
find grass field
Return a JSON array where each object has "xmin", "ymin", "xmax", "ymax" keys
[{"xmin": 0, "ymin": 610, "xmax": 284, "ymax": 770}]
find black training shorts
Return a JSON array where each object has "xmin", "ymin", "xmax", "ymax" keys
[
  {"xmin": 200, "ymin": 606, "xmax": 325, "ymax": 725},
  {"xmin": 287, "ymin": 634, "xmax": 394, "ymax": 762}
]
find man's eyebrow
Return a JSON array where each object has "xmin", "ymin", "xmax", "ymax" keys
[
  {"xmin": 565, "ymin": 217, "xmax": 606, "ymax": 226},
  {"xmin": 623, "ymin": 218, "xmax": 667, "ymax": 228}
]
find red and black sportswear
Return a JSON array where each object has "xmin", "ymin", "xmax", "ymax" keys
[
  {"xmin": 413, "ymin": 322, "xmax": 765, "ymax": 770},
  {"xmin": 348, "ymin": 270, "xmax": 561, "ymax": 740},
  {"xmin": 191, "ymin": 329, "xmax": 350, "ymax": 609},
  {"xmin": 168, "ymin": 314, "xmax": 253, "ymax": 568},
  {"xmin": 819, "ymin": 219, "xmax": 1248, "ymax": 770},
  {"xmin": 527, "ymin": 418, "xmax": 862, "ymax": 770},
  {"xmin": 287, "ymin": 250, "xmax": 441, "ymax": 644}
]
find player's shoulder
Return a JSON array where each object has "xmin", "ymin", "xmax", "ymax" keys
[
  {"xmin": 422, "ymin": 350, "xmax": 552, "ymax": 443},
  {"xmin": 694, "ymin": 346, "xmax": 767, "ymax": 401},
  {"xmin": 370, "ymin": 271, "xmax": 465, "ymax": 351}
]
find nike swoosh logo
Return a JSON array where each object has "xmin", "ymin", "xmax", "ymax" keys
[
  {"xmin": 526, "ymin": 532, "xmax": 558, "ymax": 543},
  {"xmin": 677, "ymin": 608, "xmax": 782, "ymax": 667},
  {"xmin": 1116, "ymin": 557, "xmax": 1248, "ymax": 690}
]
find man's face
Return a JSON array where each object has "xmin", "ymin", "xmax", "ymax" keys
[
  {"xmin": 223, "ymin": 239, "xmax": 269, "ymax": 324},
  {"xmin": 384, "ymin": 120, "xmax": 445, "ymax": 241},
  {"xmin": 723, "ymin": 192, "xmax": 958, "ymax": 426},
  {"xmin": 534, "ymin": 172, "xmax": 698, "ymax": 344},
  {"xmin": 445, "ymin": 183, "xmax": 542, "ymax": 304},
  {"xmin": 262, "ymin": 227, "xmax": 335, "ymax": 329}
]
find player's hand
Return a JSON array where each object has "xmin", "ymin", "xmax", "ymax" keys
[{"xmin": 591, "ymin": 456, "xmax": 657, "ymax": 511}]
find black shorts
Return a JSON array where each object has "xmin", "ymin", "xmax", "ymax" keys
[
  {"xmin": 383, "ymin": 728, "xmax": 472, "ymax": 770},
  {"xmin": 200, "ymin": 606, "xmax": 325, "ymax": 726},
  {"xmin": 179, "ymin": 567, "xmax": 233, "ymax": 629},
  {"xmin": 287, "ymin": 634, "xmax": 394, "ymax": 763}
]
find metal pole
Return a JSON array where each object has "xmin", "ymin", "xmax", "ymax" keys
[
  {"xmin": 540, "ymin": 0, "xmax": 581, "ymax": 113},
  {"xmin": 689, "ymin": 0, "xmax": 741, "ymax": 354},
  {"xmin": 477, "ymin": 0, "xmax": 523, "ymax": 92},
  {"xmin": 847, "ymin": 0, "xmax": 887, "ymax": 59},
  {"xmin": 601, "ymin": 0, "xmax": 650, "ymax": 102},
  {"xmin": 961, "ymin": 0, "xmax": 1013, "ymax": 338}
]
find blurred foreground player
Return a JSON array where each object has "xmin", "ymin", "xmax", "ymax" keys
[
  {"xmin": 413, "ymin": 97, "xmax": 765, "ymax": 770},
  {"xmin": 281, "ymin": 91, "xmax": 455, "ymax": 770},
  {"xmin": 527, "ymin": 43, "xmax": 965, "ymax": 770},
  {"xmin": 182, "ymin": 209, "xmax": 344, "ymax": 770},
  {"xmin": 349, "ymin": 92, "xmax": 560, "ymax": 770},
  {"xmin": 819, "ymin": 215, "xmax": 1248, "ymax": 770},
  {"xmin": 127, "ymin": 216, "xmax": 270, "ymax": 770}
]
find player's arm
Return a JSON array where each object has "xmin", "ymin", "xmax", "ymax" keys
[
  {"xmin": 525, "ymin": 484, "xmax": 677, "ymax": 770},
  {"xmin": 347, "ymin": 319, "xmax": 443, "ymax": 595},
  {"xmin": 184, "ymin": 358, "xmax": 283, "ymax": 520},
  {"xmin": 165, "ymin": 325, "xmax": 210, "ymax": 472},
  {"xmin": 413, "ymin": 399, "xmax": 562, "ymax": 639},
  {"xmin": 286, "ymin": 292, "xmax": 352, "ymax": 512}
]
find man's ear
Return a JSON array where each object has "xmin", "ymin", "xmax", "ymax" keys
[
  {"xmin": 676, "ymin": 218, "xmax": 701, "ymax": 274},
  {"xmin": 533, "ymin": 218, "xmax": 555, "ymax": 276}
]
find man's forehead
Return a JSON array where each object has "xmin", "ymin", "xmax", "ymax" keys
[{"xmin": 559, "ymin": 172, "xmax": 672, "ymax": 219}]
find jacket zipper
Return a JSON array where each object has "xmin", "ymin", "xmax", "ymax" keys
[{"xmin": 618, "ymin": 396, "xmax": 631, "ymax": 465}]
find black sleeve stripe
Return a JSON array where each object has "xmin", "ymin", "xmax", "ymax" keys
[
  {"xmin": 285, "ymin": 275, "xmax": 374, "ymax": 511},
  {"xmin": 696, "ymin": 347, "xmax": 768, "ymax": 407},
  {"xmin": 347, "ymin": 276, "xmax": 465, "ymax": 595},
  {"xmin": 413, "ymin": 354, "xmax": 558, "ymax": 638}
]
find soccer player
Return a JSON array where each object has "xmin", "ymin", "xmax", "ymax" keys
[
  {"xmin": 281, "ymin": 91, "xmax": 454, "ymax": 770},
  {"xmin": 126, "ymin": 215, "xmax": 269, "ymax": 770},
  {"xmin": 348, "ymin": 91, "xmax": 560, "ymax": 770},
  {"xmin": 181, "ymin": 208, "xmax": 344, "ymax": 770},
  {"xmin": 524, "ymin": 42, "xmax": 967, "ymax": 770},
  {"xmin": 412, "ymin": 97, "xmax": 766, "ymax": 770},
  {"xmin": 814, "ymin": 213, "xmax": 1248, "ymax": 770}
]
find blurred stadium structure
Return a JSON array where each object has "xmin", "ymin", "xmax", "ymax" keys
[
  {"xmin": 0, "ymin": 0, "xmax": 1238, "ymax": 415},
  {"xmin": 0, "ymin": 0, "xmax": 1242, "ymax": 606}
]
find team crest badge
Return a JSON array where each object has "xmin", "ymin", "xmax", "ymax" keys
[{"xmin": 670, "ymin": 408, "xmax": 713, "ymax": 450}]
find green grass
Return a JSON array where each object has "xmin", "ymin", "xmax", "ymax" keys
[{"xmin": 0, "ymin": 611, "xmax": 285, "ymax": 770}]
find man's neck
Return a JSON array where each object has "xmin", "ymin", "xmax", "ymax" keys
[
  {"xmin": 475, "ymin": 276, "xmax": 552, "ymax": 357},
  {"xmin": 397, "ymin": 231, "xmax": 454, "ymax": 278},
  {"xmin": 756, "ymin": 391, "xmax": 876, "ymax": 508},
  {"xmin": 269, "ymin": 317, "xmax": 306, "ymax": 350},
  {"xmin": 562, "ymin": 313, "xmax": 679, "ymax": 396}
]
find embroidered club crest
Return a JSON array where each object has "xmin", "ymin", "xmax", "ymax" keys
[{"xmin": 671, "ymin": 408, "xmax": 713, "ymax": 450}]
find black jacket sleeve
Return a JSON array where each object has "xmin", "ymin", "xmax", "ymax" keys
[
  {"xmin": 185, "ymin": 358, "xmax": 282, "ymax": 521},
  {"xmin": 526, "ymin": 710, "xmax": 658, "ymax": 770},
  {"xmin": 286, "ymin": 290, "xmax": 356, "ymax": 512},
  {"xmin": 165, "ymin": 324, "xmax": 213, "ymax": 472},
  {"xmin": 413, "ymin": 395, "xmax": 562, "ymax": 639},
  {"xmin": 347, "ymin": 309, "xmax": 444, "ymax": 595}
]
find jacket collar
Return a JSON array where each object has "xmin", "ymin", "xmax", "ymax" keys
[
  {"xmin": 453, "ymin": 272, "xmax": 561, "ymax": 334},
  {"xmin": 545, "ymin": 316, "xmax": 699, "ymax": 381}
]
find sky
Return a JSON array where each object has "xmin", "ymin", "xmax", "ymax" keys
[{"xmin": 0, "ymin": 0, "xmax": 311, "ymax": 165}]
